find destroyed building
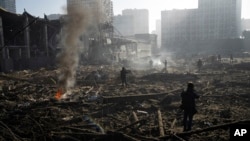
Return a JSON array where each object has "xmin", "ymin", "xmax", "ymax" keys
[
  {"xmin": 0, "ymin": 0, "xmax": 151, "ymax": 71},
  {"xmin": 131, "ymin": 33, "xmax": 157, "ymax": 58},
  {"xmin": 65, "ymin": 0, "xmax": 155, "ymax": 65},
  {"xmin": 66, "ymin": 0, "xmax": 126, "ymax": 63},
  {"xmin": 1, "ymin": 43, "xmax": 250, "ymax": 141},
  {"xmin": 0, "ymin": 8, "xmax": 62, "ymax": 72},
  {"xmin": 0, "ymin": 1, "xmax": 250, "ymax": 141}
]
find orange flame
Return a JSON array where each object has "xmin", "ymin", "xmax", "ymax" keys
[{"xmin": 55, "ymin": 89, "xmax": 63, "ymax": 100}]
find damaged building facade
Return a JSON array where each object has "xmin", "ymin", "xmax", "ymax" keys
[
  {"xmin": 112, "ymin": 9, "xmax": 158, "ymax": 63},
  {"xmin": 67, "ymin": 0, "xmax": 122, "ymax": 63},
  {"xmin": 0, "ymin": 8, "xmax": 62, "ymax": 72},
  {"xmin": 67, "ymin": 0, "xmax": 155, "ymax": 64},
  {"xmin": 0, "ymin": 0, "xmax": 156, "ymax": 72},
  {"xmin": 161, "ymin": 0, "xmax": 243, "ymax": 54}
]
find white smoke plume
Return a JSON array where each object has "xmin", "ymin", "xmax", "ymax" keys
[{"xmin": 57, "ymin": 5, "xmax": 91, "ymax": 93}]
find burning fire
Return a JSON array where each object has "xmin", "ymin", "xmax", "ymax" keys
[{"xmin": 55, "ymin": 89, "xmax": 63, "ymax": 100}]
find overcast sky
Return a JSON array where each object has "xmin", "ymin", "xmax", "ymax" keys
[{"xmin": 16, "ymin": 0, "xmax": 250, "ymax": 32}]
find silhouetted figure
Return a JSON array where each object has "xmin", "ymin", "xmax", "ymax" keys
[
  {"xmin": 180, "ymin": 83, "xmax": 199, "ymax": 131},
  {"xmin": 230, "ymin": 54, "xmax": 233, "ymax": 64},
  {"xmin": 197, "ymin": 59, "xmax": 202, "ymax": 72},
  {"xmin": 217, "ymin": 54, "xmax": 221, "ymax": 62},
  {"xmin": 149, "ymin": 59, "xmax": 153, "ymax": 69},
  {"xmin": 164, "ymin": 59, "xmax": 167, "ymax": 72},
  {"xmin": 120, "ymin": 67, "xmax": 128, "ymax": 87}
]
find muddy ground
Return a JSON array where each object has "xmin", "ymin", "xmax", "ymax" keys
[{"xmin": 0, "ymin": 60, "xmax": 250, "ymax": 141}]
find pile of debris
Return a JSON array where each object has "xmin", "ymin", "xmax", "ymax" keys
[{"xmin": 0, "ymin": 63, "xmax": 250, "ymax": 140}]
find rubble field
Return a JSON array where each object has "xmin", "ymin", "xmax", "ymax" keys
[{"xmin": 0, "ymin": 62, "xmax": 250, "ymax": 141}]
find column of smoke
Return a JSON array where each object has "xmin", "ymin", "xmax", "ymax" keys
[{"xmin": 57, "ymin": 6, "xmax": 91, "ymax": 95}]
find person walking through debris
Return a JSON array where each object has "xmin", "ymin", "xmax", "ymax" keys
[
  {"xmin": 180, "ymin": 82, "xmax": 199, "ymax": 131},
  {"xmin": 230, "ymin": 54, "xmax": 233, "ymax": 64},
  {"xmin": 197, "ymin": 59, "xmax": 202, "ymax": 72},
  {"xmin": 120, "ymin": 67, "xmax": 129, "ymax": 87},
  {"xmin": 217, "ymin": 54, "xmax": 221, "ymax": 62},
  {"xmin": 164, "ymin": 59, "xmax": 167, "ymax": 72},
  {"xmin": 149, "ymin": 59, "xmax": 153, "ymax": 69}
]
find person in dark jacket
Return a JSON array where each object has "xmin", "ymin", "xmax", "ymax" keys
[
  {"xmin": 164, "ymin": 59, "xmax": 167, "ymax": 72},
  {"xmin": 180, "ymin": 82, "xmax": 199, "ymax": 131},
  {"xmin": 197, "ymin": 59, "xmax": 202, "ymax": 72},
  {"xmin": 120, "ymin": 67, "xmax": 128, "ymax": 87},
  {"xmin": 149, "ymin": 59, "xmax": 153, "ymax": 69}
]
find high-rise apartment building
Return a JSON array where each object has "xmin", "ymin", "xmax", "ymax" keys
[
  {"xmin": 67, "ymin": 0, "xmax": 113, "ymax": 24},
  {"xmin": 198, "ymin": 0, "xmax": 242, "ymax": 39},
  {"xmin": 113, "ymin": 15, "xmax": 134, "ymax": 36},
  {"xmin": 113, "ymin": 9, "xmax": 149, "ymax": 36},
  {"xmin": 161, "ymin": 0, "xmax": 242, "ymax": 49},
  {"xmin": 162, "ymin": 9, "xmax": 198, "ymax": 44},
  {"xmin": 122, "ymin": 9, "xmax": 149, "ymax": 34},
  {"xmin": 0, "ymin": 0, "xmax": 16, "ymax": 13}
]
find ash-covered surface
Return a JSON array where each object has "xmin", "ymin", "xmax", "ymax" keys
[{"xmin": 0, "ymin": 62, "xmax": 250, "ymax": 141}]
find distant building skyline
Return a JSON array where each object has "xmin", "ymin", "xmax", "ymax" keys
[
  {"xmin": 113, "ymin": 9, "xmax": 149, "ymax": 36},
  {"xmin": 242, "ymin": 19, "xmax": 250, "ymax": 31},
  {"xmin": 161, "ymin": 0, "xmax": 242, "ymax": 50},
  {"xmin": 0, "ymin": 0, "xmax": 16, "ymax": 13},
  {"xmin": 67, "ymin": 0, "xmax": 113, "ymax": 24},
  {"xmin": 113, "ymin": 14, "xmax": 134, "ymax": 36},
  {"xmin": 15, "ymin": 0, "xmax": 250, "ymax": 32},
  {"xmin": 122, "ymin": 9, "xmax": 149, "ymax": 34}
]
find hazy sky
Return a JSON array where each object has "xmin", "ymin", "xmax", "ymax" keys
[{"xmin": 16, "ymin": 0, "xmax": 250, "ymax": 32}]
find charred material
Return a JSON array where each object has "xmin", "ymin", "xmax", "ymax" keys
[{"xmin": 0, "ymin": 61, "xmax": 250, "ymax": 140}]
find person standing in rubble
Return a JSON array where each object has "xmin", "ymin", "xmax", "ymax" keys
[
  {"xmin": 197, "ymin": 59, "xmax": 202, "ymax": 72},
  {"xmin": 149, "ymin": 59, "xmax": 153, "ymax": 69},
  {"xmin": 217, "ymin": 54, "xmax": 221, "ymax": 63},
  {"xmin": 120, "ymin": 67, "xmax": 128, "ymax": 87},
  {"xmin": 230, "ymin": 54, "xmax": 233, "ymax": 64},
  {"xmin": 164, "ymin": 59, "xmax": 167, "ymax": 72},
  {"xmin": 180, "ymin": 82, "xmax": 199, "ymax": 131}
]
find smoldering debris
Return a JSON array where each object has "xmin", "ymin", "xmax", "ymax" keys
[
  {"xmin": 0, "ymin": 61, "xmax": 250, "ymax": 140},
  {"xmin": 56, "ymin": 5, "xmax": 101, "ymax": 98},
  {"xmin": 57, "ymin": 6, "xmax": 89, "ymax": 93}
]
